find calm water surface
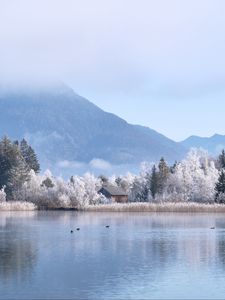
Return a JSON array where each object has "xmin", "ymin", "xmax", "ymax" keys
[{"xmin": 0, "ymin": 211, "xmax": 225, "ymax": 299}]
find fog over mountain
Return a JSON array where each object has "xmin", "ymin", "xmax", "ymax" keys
[
  {"xmin": 0, "ymin": 82, "xmax": 186, "ymax": 176},
  {"xmin": 181, "ymin": 134, "xmax": 225, "ymax": 156},
  {"xmin": 1, "ymin": 1, "xmax": 225, "ymax": 141}
]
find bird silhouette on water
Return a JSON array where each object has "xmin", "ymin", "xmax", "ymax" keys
[
  {"xmin": 210, "ymin": 227, "xmax": 215, "ymax": 230},
  {"xmin": 72, "ymin": 226, "xmax": 109, "ymax": 232}
]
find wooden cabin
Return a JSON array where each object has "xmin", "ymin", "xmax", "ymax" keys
[{"xmin": 98, "ymin": 184, "xmax": 128, "ymax": 203}]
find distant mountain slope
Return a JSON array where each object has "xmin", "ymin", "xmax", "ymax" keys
[
  {"xmin": 0, "ymin": 82, "xmax": 185, "ymax": 173},
  {"xmin": 181, "ymin": 134, "xmax": 225, "ymax": 155}
]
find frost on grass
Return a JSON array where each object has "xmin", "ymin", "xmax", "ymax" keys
[
  {"xmin": 86, "ymin": 202, "xmax": 225, "ymax": 213},
  {"xmin": 0, "ymin": 201, "xmax": 37, "ymax": 211}
]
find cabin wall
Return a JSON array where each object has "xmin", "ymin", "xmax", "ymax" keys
[
  {"xmin": 112, "ymin": 196, "xmax": 128, "ymax": 203},
  {"xmin": 98, "ymin": 188, "xmax": 128, "ymax": 203}
]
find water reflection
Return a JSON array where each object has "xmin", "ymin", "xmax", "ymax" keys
[
  {"xmin": 0, "ymin": 212, "xmax": 225, "ymax": 299},
  {"xmin": 0, "ymin": 212, "xmax": 38, "ymax": 283}
]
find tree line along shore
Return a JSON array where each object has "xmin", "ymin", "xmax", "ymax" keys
[{"xmin": 1, "ymin": 136, "xmax": 225, "ymax": 211}]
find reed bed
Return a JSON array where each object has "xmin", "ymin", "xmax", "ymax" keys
[
  {"xmin": 0, "ymin": 201, "xmax": 37, "ymax": 211},
  {"xmin": 86, "ymin": 202, "xmax": 225, "ymax": 213}
]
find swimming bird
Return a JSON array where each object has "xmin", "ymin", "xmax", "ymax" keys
[
  {"xmin": 210, "ymin": 227, "xmax": 215, "ymax": 230},
  {"xmin": 70, "ymin": 230, "xmax": 74, "ymax": 233},
  {"xmin": 105, "ymin": 225, "xmax": 110, "ymax": 228},
  {"xmin": 76, "ymin": 228, "xmax": 80, "ymax": 231}
]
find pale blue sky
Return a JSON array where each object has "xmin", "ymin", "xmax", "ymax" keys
[
  {"xmin": 79, "ymin": 93, "xmax": 225, "ymax": 142},
  {"xmin": 1, "ymin": 0, "xmax": 225, "ymax": 141}
]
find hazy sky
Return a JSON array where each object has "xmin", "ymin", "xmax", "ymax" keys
[{"xmin": 1, "ymin": 0, "xmax": 225, "ymax": 141}]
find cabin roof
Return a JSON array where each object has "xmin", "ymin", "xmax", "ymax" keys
[{"xmin": 99, "ymin": 184, "xmax": 128, "ymax": 196}]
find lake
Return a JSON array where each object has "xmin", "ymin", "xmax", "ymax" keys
[{"xmin": 1, "ymin": 211, "xmax": 225, "ymax": 299}]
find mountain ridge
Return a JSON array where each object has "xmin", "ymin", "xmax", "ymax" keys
[
  {"xmin": 180, "ymin": 133, "xmax": 225, "ymax": 155},
  {"xmin": 0, "ymin": 82, "xmax": 186, "ymax": 174}
]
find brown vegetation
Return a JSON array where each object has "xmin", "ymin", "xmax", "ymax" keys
[{"xmin": 85, "ymin": 202, "xmax": 225, "ymax": 213}]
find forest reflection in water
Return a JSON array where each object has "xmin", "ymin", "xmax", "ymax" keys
[{"xmin": 0, "ymin": 211, "xmax": 225, "ymax": 299}]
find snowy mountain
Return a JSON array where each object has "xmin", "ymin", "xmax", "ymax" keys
[
  {"xmin": 181, "ymin": 134, "xmax": 225, "ymax": 155},
  {"xmin": 0, "ymin": 82, "xmax": 185, "ymax": 174}
]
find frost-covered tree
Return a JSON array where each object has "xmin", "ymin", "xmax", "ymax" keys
[
  {"xmin": 83, "ymin": 173, "xmax": 101, "ymax": 205},
  {"xmin": 20, "ymin": 139, "xmax": 40, "ymax": 173},
  {"xmin": 130, "ymin": 176, "xmax": 149, "ymax": 202},
  {"xmin": 0, "ymin": 187, "xmax": 6, "ymax": 202},
  {"xmin": 8, "ymin": 158, "xmax": 30, "ymax": 200},
  {"xmin": 41, "ymin": 177, "xmax": 54, "ymax": 188},
  {"xmin": 170, "ymin": 161, "xmax": 178, "ymax": 174},
  {"xmin": 19, "ymin": 170, "xmax": 102, "ymax": 209},
  {"xmin": 113, "ymin": 172, "xmax": 136, "ymax": 199},
  {"xmin": 217, "ymin": 149, "xmax": 225, "ymax": 170},
  {"xmin": 1, "ymin": 143, "xmax": 223, "ymax": 207},
  {"xmin": 164, "ymin": 149, "xmax": 218, "ymax": 203},
  {"xmin": 115, "ymin": 176, "xmax": 122, "ymax": 186},
  {"xmin": 158, "ymin": 157, "xmax": 170, "ymax": 194},
  {"xmin": 98, "ymin": 175, "xmax": 108, "ymax": 184},
  {"xmin": 150, "ymin": 165, "xmax": 159, "ymax": 199},
  {"xmin": 69, "ymin": 175, "xmax": 88, "ymax": 208},
  {"xmin": 215, "ymin": 170, "xmax": 225, "ymax": 203},
  {"xmin": 0, "ymin": 136, "xmax": 30, "ymax": 199}
]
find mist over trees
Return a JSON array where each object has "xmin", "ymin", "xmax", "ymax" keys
[{"xmin": 1, "ymin": 136, "xmax": 225, "ymax": 209}]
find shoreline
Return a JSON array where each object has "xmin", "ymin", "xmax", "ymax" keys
[{"xmin": 1, "ymin": 201, "xmax": 225, "ymax": 213}]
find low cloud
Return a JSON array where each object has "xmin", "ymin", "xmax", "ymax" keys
[
  {"xmin": 1, "ymin": 0, "xmax": 225, "ymax": 97},
  {"xmin": 57, "ymin": 160, "xmax": 85, "ymax": 169},
  {"xmin": 57, "ymin": 158, "xmax": 112, "ymax": 171},
  {"xmin": 89, "ymin": 159, "xmax": 112, "ymax": 170},
  {"xmin": 55, "ymin": 159, "xmax": 139, "ymax": 177}
]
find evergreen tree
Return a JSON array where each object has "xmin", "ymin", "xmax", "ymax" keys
[
  {"xmin": 115, "ymin": 176, "xmax": 122, "ymax": 186},
  {"xmin": 218, "ymin": 150, "xmax": 225, "ymax": 170},
  {"xmin": 158, "ymin": 157, "xmax": 170, "ymax": 193},
  {"xmin": 215, "ymin": 170, "xmax": 225, "ymax": 203},
  {"xmin": 98, "ymin": 175, "xmax": 108, "ymax": 185},
  {"xmin": 150, "ymin": 165, "xmax": 159, "ymax": 199},
  {"xmin": 142, "ymin": 171, "xmax": 152, "ymax": 201},
  {"xmin": 8, "ymin": 158, "xmax": 30, "ymax": 200},
  {"xmin": 0, "ymin": 136, "xmax": 21, "ymax": 188},
  {"xmin": 0, "ymin": 136, "xmax": 30, "ymax": 199},
  {"xmin": 70, "ymin": 176, "xmax": 75, "ymax": 184},
  {"xmin": 170, "ymin": 161, "xmax": 178, "ymax": 174},
  {"xmin": 41, "ymin": 177, "xmax": 54, "ymax": 189},
  {"xmin": 20, "ymin": 139, "xmax": 40, "ymax": 173}
]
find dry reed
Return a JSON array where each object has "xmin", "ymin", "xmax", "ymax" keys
[
  {"xmin": 0, "ymin": 201, "xmax": 37, "ymax": 211},
  {"xmin": 85, "ymin": 202, "xmax": 225, "ymax": 213}
]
